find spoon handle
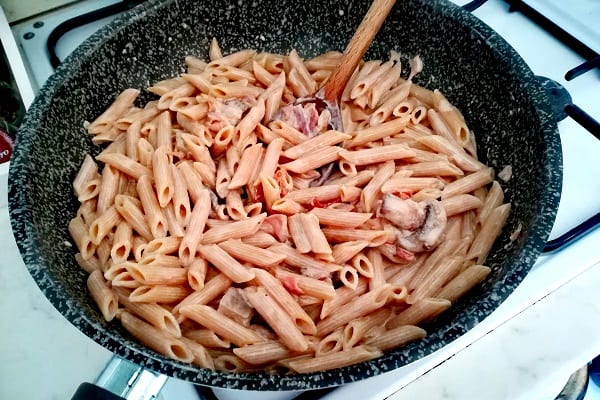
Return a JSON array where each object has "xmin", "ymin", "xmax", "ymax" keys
[{"xmin": 323, "ymin": 0, "xmax": 398, "ymax": 102}]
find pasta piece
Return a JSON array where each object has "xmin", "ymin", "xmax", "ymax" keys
[
  {"xmin": 228, "ymin": 144, "xmax": 263, "ymax": 189},
  {"xmin": 346, "ymin": 117, "xmax": 409, "ymax": 148},
  {"xmin": 226, "ymin": 190, "xmax": 247, "ymax": 221},
  {"xmin": 197, "ymin": 244, "xmax": 255, "ymax": 283},
  {"xmin": 218, "ymin": 239, "xmax": 286, "ymax": 267},
  {"xmin": 352, "ymin": 253, "xmax": 374, "ymax": 278},
  {"xmin": 440, "ymin": 194, "xmax": 483, "ymax": 217},
  {"xmin": 114, "ymin": 288, "xmax": 181, "ymax": 338},
  {"xmin": 104, "ymin": 262, "xmax": 139, "ymax": 289},
  {"xmin": 184, "ymin": 329, "xmax": 231, "ymax": 349},
  {"xmin": 408, "ymin": 238, "xmax": 460, "ymax": 291},
  {"xmin": 416, "ymin": 135, "xmax": 484, "ymax": 172},
  {"xmin": 434, "ymin": 90, "xmax": 469, "ymax": 146},
  {"xmin": 398, "ymin": 160, "xmax": 464, "ymax": 177},
  {"xmin": 245, "ymin": 286, "xmax": 308, "ymax": 352},
  {"xmin": 137, "ymin": 175, "xmax": 168, "ymax": 239},
  {"xmin": 274, "ymin": 268, "xmax": 336, "ymax": 300},
  {"xmin": 339, "ymin": 265, "xmax": 359, "ymax": 290},
  {"xmin": 287, "ymin": 345, "xmax": 382, "ymax": 374},
  {"xmin": 125, "ymin": 262, "xmax": 187, "ymax": 285},
  {"xmin": 283, "ymin": 130, "xmax": 351, "ymax": 160},
  {"xmin": 233, "ymin": 341, "xmax": 294, "ymax": 365},
  {"xmin": 73, "ymin": 154, "xmax": 101, "ymax": 201},
  {"xmin": 288, "ymin": 213, "xmax": 331, "ymax": 256},
  {"xmin": 283, "ymin": 185, "xmax": 343, "ymax": 204},
  {"xmin": 466, "ymin": 203, "xmax": 511, "ymax": 263},
  {"xmin": 179, "ymin": 304, "xmax": 263, "ymax": 347},
  {"xmin": 158, "ymin": 83, "xmax": 196, "ymax": 110},
  {"xmin": 268, "ymin": 120, "xmax": 308, "ymax": 145},
  {"xmin": 125, "ymin": 119, "xmax": 140, "ymax": 161},
  {"xmin": 322, "ymin": 228, "xmax": 392, "ymax": 247},
  {"xmin": 96, "ymin": 152, "xmax": 151, "ymax": 180},
  {"xmin": 316, "ymin": 327, "xmax": 345, "ymax": 355},
  {"xmin": 97, "ymin": 165, "xmax": 120, "ymax": 214},
  {"xmin": 360, "ymin": 160, "xmax": 395, "ymax": 212},
  {"xmin": 152, "ymin": 146, "xmax": 174, "ymax": 207},
  {"xmin": 477, "ymin": 180, "xmax": 504, "ymax": 225},
  {"xmin": 186, "ymin": 258, "xmax": 207, "ymax": 291},
  {"xmin": 365, "ymin": 325, "xmax": 427, "ymax": 351},
  {"xmin": 88, "ymin": 88, "xmax": 140, "ymax": 134},
  {"xmin": 281, "ymin": 146, "xmax": 341, "ymax": 174},
  {"xmin": 69, "ymin": 216, "xmax": 96, "ymax": 260},
  {"xmin": 235, "ymin": 98, "xmax": 265, "ymax": 144},
  {"xmin": 179, "ymin": 337, "xmax": 215, "ymax": 369},
  {"xmin": 201, "ymin": 213, "xmax": 266, "ymax": 244},
  {"xmin": 208, "ymin": 48, "xmax": 254, "ymax": 68},
  {"xmin": 120, "ymin": 311, "xmax": 194, "ymax": 363},
  {"xmin": 343, "ymin": 308, "xmax": 393, "ymax": 350},
  {"xmin": 258, "ymin": 137, "xmax": 285, "ymax": 179},
  {"xmin": 129, "ymin": 285, "xmax": 190, "ymax": 303},
  {"xmin": 436, "ymin": 264, "xmax": 491, "ymax": 302},
  {"xmin": 173, "ymin": 273, "xmax": 232, "ymax": 321},
  {"xmin": 367, "ymin": 249, "xmax": 386, "ymax": 290},
  {"xmin": 441, "ymin": 167, "xmax": 494, "ymax": 200},
  {"xmin": 87, "ymin": 270, "xmax": 117, "ymax": 321},
  {"xmin": 251, "ymin": 268, "xmax": 316, "ymax": 335},
  {"xmin": 332, "ymin": 241, "xmax": 369, "ymax": 265},
  {"xmin": 268, "ymin": 243, "xmax": 341, "ymax": 275},
  {"xmin": 407, "ymin": 256, "xmax": 464, "ymax": 304},
  {"xmin": 110, "ymin": 221, "xmax": 133, "ymax": 264},
  {"xmin": 339, "ymin": 144, "xmax": 415, "ymax": 166},
  {"xmin": 179, "ymin": 189, "xmax": 211, "ymax": 266},
  {"xmin": 386, "ymin": 298, "xmax": 451, "ymax": 330},
  {"xmin": 89, "ymin": 206, "xmax": 122, "ymax": 245},
  {"xmin": 77, "ymin": 198, "xmax": 97, "ymax": 226},
  {"xmin": 316, "ymin": 284, "xmax": 391, "ymax": 336},
  {"xmin": 309, "ymin": 208, "xmax": 372, "ymax": 229}
]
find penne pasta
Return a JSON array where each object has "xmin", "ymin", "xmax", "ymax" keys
[
  {"xmin": 74, "ymin": 45, "xmax": 512, "ymax": 373},
  {"xmin": 179, "ymin": 305, "xmax": 263, "ymax": 347},
  {"xmin": 87, "ymin": 270, "xmax": 117, "ymax": 321},
  {"xmin": 245, "ymin": 286, "xmax": 308, "ymax": 352},
  {"xmin": 198, "ymin": 244, "xmax": 255, "ymax": 283},
  {"xmin": 120, "ymin": 311, "xmax": 194, "ymax": 363},
  {"xmin": 218, "ymin": 239, "xmax": 285, "ymax": 267}
]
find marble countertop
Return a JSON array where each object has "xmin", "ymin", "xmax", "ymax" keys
[{"xmin": 0, "ymin": 206, "xmax": 112, "ymax": 400}]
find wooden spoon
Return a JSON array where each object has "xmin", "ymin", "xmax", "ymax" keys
[{"xmin": 292, "ymin": 0, "xmax": 398, "ymax": 131}]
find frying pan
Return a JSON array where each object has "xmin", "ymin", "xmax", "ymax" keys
[{"xmin": 8, "ymin": 0, "xmax": 562, "ymax": 392}]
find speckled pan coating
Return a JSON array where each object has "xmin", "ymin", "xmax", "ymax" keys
[{"xmin": 9, "ymin": 0, "xmax": 561, "ymax": 391}]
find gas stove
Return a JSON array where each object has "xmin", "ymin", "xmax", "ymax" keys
[{"xmin": 1, "ymin": 1, "xmax": 599, "ymax": 399}]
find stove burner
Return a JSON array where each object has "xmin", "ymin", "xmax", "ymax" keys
[
  {"xmin": 505, "ymin": 0, "xmax": 599, "ymax": 81},
  {"xmin": 535, "ymin": 76, "xmax": 600, "ymax": 141},
  {"xmin": 47, "ymin": 0, "xmax": 144, "ymax": 68}
]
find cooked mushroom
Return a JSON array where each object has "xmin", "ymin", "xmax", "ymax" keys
[{"xmin": 378, "ymin": 194, "xmax": 447, "ymax": 253}]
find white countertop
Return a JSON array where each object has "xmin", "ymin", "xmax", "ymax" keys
[{"xmin": 0, "ymin": 206, "xmax": 112, "ymax": 400}]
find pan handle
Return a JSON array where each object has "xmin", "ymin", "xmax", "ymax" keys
[
  {"xmin": 70, "ymin": 356, "xmax": 168, "ymax": 400},
  {"xmin": 71, "ymin": 383, "xmax": 126, "ymax": 400}
]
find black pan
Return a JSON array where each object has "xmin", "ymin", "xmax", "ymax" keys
[{"xmin": 8, "ymin": 0, "xmax": 561, "ymax": 391}]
